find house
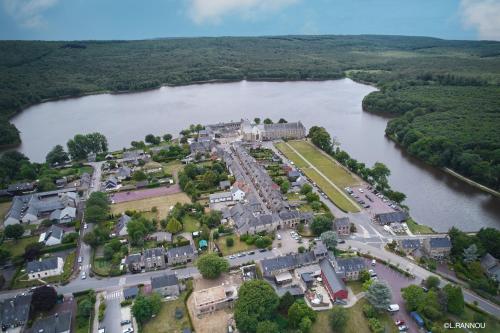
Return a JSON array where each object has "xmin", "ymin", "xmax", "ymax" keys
[
  {"xmin": 4, "ymin": 189, "xmax": 78, "ymax": 226},
  {"xmin": 287, "ymin": 170, "xmax": 301, "ymax": 182},
  {"xmin": 78, "ymin": 173, "xmax": 91, "ymax": 191},
  {"xmin": 260, "ymin": 252, "xmax": 317, "ymax": 278},
  {"xmin": 320, "ymin": 258, "xmax": 348, "ymax": 300},
  {"xmin": 423, "ymin": 236, "xmax": 452, "ymax": 260},
  {"xmin": 122, "ymin": 150, "xmax": 146, "ymax": 163},
  {"xmin": 38, "ymin": 225, "xmax": 65, "ymax": 246},
  {"xmin": 116, "ymin": 166, "xmax": 132, "ymax": 180},
  {"xmin": 193, "ymin": 285, "xmax": 238, "ymax": 315},
  {"xmin": 335, "ymin": 257, "xmax": 366, "ymax": 280},
  {"xmin": 27, "ymin": 257, "xmax": 64, "ymax": 280},
  {"xmin": 209, "ymin": 191, "xmax": 233, "ymax": 203},
  {"xmin": 104, "ymin": 176, "xmax": 119, "ymax": 190},
  {"xmin": 241, "ymin": 120, "xmax": 306, "ymax": 141},
  {"xmin": 50, "ymin": 206, "xmax": 77, "ymax": 223},
  {"xmin": 230, "ymin": 186, "xmax": 246, "ymax": 201},
  {"xmin": 151, "ymin": 274, "xmax": 180, "ymax": 297},
  {"xmin": 167, "ymin": 244, "xmax": 196, "ymax": 265},
  {"xmin": 87, "ymin": 153, "xmax": 97, "ymax": 162},
  {"xmin": 55, "ymin": 178, "xmax": 67, "ymax": 188},
  {"xmin": 219, "ymin": 180, "xmax": 231, "ymax": 190},
  {"xmin": 375, "ymin": 211, "xmax": 409, "ymax": 225},
  {"xmin": 0, "ymin": 294, "xmax": 32, "ymax": 331},
  {"xmin": 313, "ymin": 240, "xmax": 328, "ymax": 260},
  {"xmin": 115, "ymin": 214, "xmax": 132, "ymax": 236},
  {"xmin": 123, "ymin": 286, "xmax": 139, "ymax": 299},
  {"xmin": 126, "ymin": 253, "xmax": 143, "ymax": 273},
  {"xmin": 7, "ymin": 182, "xmax": 35, "ymax": 195},
  {"xmin": 144, "ymin": 247, "xmax": 166, "ymax": 271},
  {"xmin": 480, "ymin": 253, "xmax": 500, "ymax": 280},
  {"xmin": 29, "ymin": 311, "xmax": 71, "ymax": 333},
  {"xmin": 398, "ymin": 239, "xmax": 422, "ymax": 254},
  {"xmin": 334, "ymin": 217, "xmax": 350, "ymax": 236}
]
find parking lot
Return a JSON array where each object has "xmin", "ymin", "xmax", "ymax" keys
[
  {"xmin": 364, "ymin": 258, "xmax": 420, "ymax": 333},
  {"xmin": 274, "ymin": 228, "xmax": 307, "ymax": 255},
  {"xmin": 345, "ymin": 184, "xmax": 398, "ymax": 217}
]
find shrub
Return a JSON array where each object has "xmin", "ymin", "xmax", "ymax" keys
[
  {"xmin": 368, "ymin": 318, "xmax": 384, "ymax": 333},
  {"xmin": 363, "ymin": 304, "xmax": 377, "ymax": 318},
  {"xmin": 226, "ymin": 237, "xmax": 234, "ymax": 247}
]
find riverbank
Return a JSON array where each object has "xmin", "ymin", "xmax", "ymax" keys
[{"xmin": 443, "ymin": 168, "xmax": 500, "ymax": 198}]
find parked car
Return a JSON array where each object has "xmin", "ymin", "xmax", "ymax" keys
[
  {"xmin": 277, "ymin": 234, "xmax": 282, "ymax": 240},
  {"xmin": 395, "ymin": 320, "xmax": 405, "ymax": 326},
  {"xmin": 358, "ymin": 188, "xmax": 364, "ymax": 193},
  {"xmin": 81, "ymin": 272, "xmax": 86, "ymax": 280},
  {"xmin": 123, "ymin": 328, "xmax": 134, "ymax": 333},
  {"xmin": 83, "ymin": 223, "xmax": 88, "ymax": 229},
  {"xmin": 387, "ymin": 304, "xmax": 400, "ymax": 312},
  {"xmin": 78, "ymin": 256, "xmax": 83, "ymax": 263},
  {"xmin": 371, "ymin": 259, "xmax": 376, "ymax": 266},
  {"xmin": 120, "ymin": 320, "xmax": 131, "ymax": 326},
  {"xmin": 398, "ymin": 325, "xmax": 408, "ymax": 331}
]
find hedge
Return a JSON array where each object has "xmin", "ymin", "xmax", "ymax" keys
[{"xmin": 40, "ymin": 242, "xmax": 77, "ymax": 254}]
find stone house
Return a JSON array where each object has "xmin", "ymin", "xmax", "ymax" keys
[
  {"xmin": 27, "ymin": 257, "xmax": 64, "ymax": 280},
  {"xmin": 423, "ymin": 236, "xmax": 452, "ymax": 260},
  {"xmin": 151, "ymin": 274, "xmax": 181, "ymax": 297}
]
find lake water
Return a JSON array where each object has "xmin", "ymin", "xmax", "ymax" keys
[{"xmin": 12, "ymin": 79, "xmax": 500, "ymax": 231}]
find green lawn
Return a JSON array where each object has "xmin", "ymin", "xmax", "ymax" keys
[
  {"xmin": 215, "ymin": 235, "xmax": 255, "ymax": 256},
  {"xmin": 6, "ymin": 235, "xmax": 39, "ymax": 257},
  {"xmin": 289, "ymin": 140, "xmax": 359, "ymax": 188},
  {"xmin": 0, "ymin": 201, "xmax": 11, "ymax": 220},
  {"xmin": 346, "ymin": 281, "xmax": 364, "ymax": 295},
  {"xmin": 182, "ymin": 215, "xmax": 200, "ymax": 233},
  {"xmin": 312, "ymin": 299, "xmax": 397, "ymax": 333},
  {"xmin": 276, "ymin": 141, "xmax": 359, "ymax": 213},
  {"xmin": 406, "ymin": 218, "xmax": 435, "ymax": 234},
  {"xmin": 142, "ymin": 292, "xmax": 192, "ymax": 333},
  {"xmin": 457, "ymin": 305, "xmax": 500, "ymax": 333},
  {"xmin": 93, "ymin": 257, "xmax": 112, "ymax": 276}
]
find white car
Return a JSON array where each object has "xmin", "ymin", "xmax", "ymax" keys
[
  {"xmin": 277, "ymin": 234, "xmax": 282, "ymax": 240},
  {"xmin": 83, "ymin": 223, "xmax": 88, "ymax": 229},
  {"xmin": 77, "ymin": 256, "xmax": 83, "ymax": 263},
  {"xmin": 358, "ymin": 188, "xmax": 364, "ymax": 193},
  {"xmin": 81, "ymin": 272, "xmax": 86, "ymax": 280}
]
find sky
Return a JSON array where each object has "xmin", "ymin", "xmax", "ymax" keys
[{"xmin": 1, "ymin": 0, "xmax": 500, "ymax": 41}]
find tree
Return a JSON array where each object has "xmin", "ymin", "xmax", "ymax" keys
[
  {"xmin": 4, "ymin": 224, "xmax": 24, "ymax": 240},
  {"xmin": 46, "ymin": 145, "xmax": 69, "ymax": 165},
  {"xmin": 24, "ymin": 242, "xmax": 44, "ymax": 261},
  {"xmin": 163, "ymin": 133, "xmax": 172, "ymax": 142},
  {"xmin": 329, "ymin": 306, "xmax": 349, "ymax": 332},
  {"xmin": 132, "ymin": 170, "xmax": 147, "ymax": 181},
  {"xmin": 278, "ymin": 291, "xmax": 295, "ymax": 313},
  {"xmin": 425, "ymin": 276, "xmax": 440, "ymax": 289},
  {"xmin": 288, "ymin": 300, "xmax": 316, "ymax": 328},
  {"xmin": 263, "ymin": 118, "xmax": 273, "ymax": 124},
  {"xmin": 299, "ymin": 317, "xmax": 312, "ymax": 333},
  {"xmin": 278, "ymin": 118, "xmax": 288, "ymax": 123},
  {"xmin": 308, "ymin": 126, "xmax": 332, "ymax": 152},
  {"xmin": 127, "ymin": 217, "xmax": 154, "ymax": 246},
  {"xmin": 196, "ymin": 254, "xmax": 229, "ymax": 279},
  {"xmin": 401, "ymin": 285, "xmax": 426, "ymax": 311},
  {"xmin": 145, "ymin": 134, "xmax": 161, "ymax": 145},
  {"xmin": 32, "ymin": 286, "xmax": 57, "ymax": 312},
  {"xmin": 0, "ymin": 248, "xmax": 11, "ymax": 265},
  {"xmin": 443, "ymin": 284, "xmax": 464, "ymax": 315},
  {"xmin": 463, "ymin": 244, "xmax": 479, "ymax": 263},
  {"xmin": 320, "ymin": 231, "xmax": 337, "ymax": 249},
  {"xmin": 280, "ymin": 180, "xmax": 290, "ymax": 194},
  {"xmin": 255, "ymin": 236, "xmax": 272, "ymax": 248},
  {"xmin": 476, "ymin": 227, "xmax": 500, "ymax": 258},
  {"xmin": 300, "ymin": 183, "xmax": 312, "ymax": 195},
  {"xmin": 166, "ymin": 217, "xmax": 183, "ymax": 234},
  {"xmin": 85, "ymin": 192, "xmax": 110, "ymax": 223},
  {"xmin": 359, "ymin": 270, "xmax": 371, "ymax": 283},
  {"xmin": 254, "ymin": 117, "xmax": 261, "ymax": 125},
  {"xmin": 256, "ymin": 321, "xmax": 279, "ymax": 333},
  {"xmin": 67, "ymin": 132, "xmax": 108, "ymax": 159},
  {"xmin": 235, "ymin": 280, "xmax": 279, "ymax": 333},
  {"xmin": 311, "ymin": 215, "xmax": 332, "ymax": 236},
  {"xmin": 226, "ymin": 237, "xmax": 234, "ymax": 247},
  {"xmin": 132, "ymin": 293, "xmax": 162, "ymax": 324},
  {"xmin": 366, "ymin": 280, "xmax": 392, "ymax": 311}
]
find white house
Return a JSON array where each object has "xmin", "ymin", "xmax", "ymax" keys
[
  {"xmin": 27, "ymin": 257, "xmax": 64, "ymax": 280},
  {"xmin": 230, "ymin": 186, "xmax": 246, "ymax": 201},
  {"xmin": 38, "ymin": 225, "xmax": 65, "ymax": 246},
  {"xmin": 209, "ymin": 191, "xmax": 233, "ymax": 203},
  {"xmin": 50, "ymin": 206, "xmax": 76, "ymax": 223}
]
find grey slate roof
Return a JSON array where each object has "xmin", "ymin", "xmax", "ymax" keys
[
  {"xmin": 335, "ymin": 257, "xmax": 366, "ymax": 273},
  {"xmin": 320, "ymin": 258, "xmax": 346, "ymax": 292},
  {"xmin": 123, "ymin": 286, "xmax": 139, "ymax": 299},
  {"xmin": 144, "ymin": 247, "xmax": 165, "ymax": 259},
  {"xmin": 334, "ymin": 217, "xmax": 350, "ymax": 227},
  {"xmin": 42, "ymin": 225, "xmax": 64, "ymax": 241},
  {"xmin": 27, "ymin": 257, "xmax": 59, "ymax": 273},
  {"xmin": 400, "ymin": 239, "xmax": 421, "ymax": 249},
  {"xmin": 429, "ymin": 237, "xmax": 452, "ymax": 249},
  {"xmin": 167, "ymin": 244, "xmax": 195, "ymax": 258},
  {"xmin": 151, "ymin": 274, "xmax": 179, "ymax": 289},
  {"xmin": 313, "ymin": 241, "xmax": 328, "ymax": 257},
  {"xmin": 261, "ymin": 252, "xmax": 316, "ymax": 276},
  {"xmin": 376, "ymin": 211, "xmax": 409, "ymax": 224},
  {"xmin": 0, "ymin": 294, "xmax": 32, "ymax": 327},
  {"xmin": 481, "ymin": 253, "xmax": 498, "ymax": 270},
  {"xmin": 116, "ymin": 214, "xmax": 132, "ymax": 233},
  {"xmin": 29, "ymin": 311, "xmax": 71, "ymax": 333}
]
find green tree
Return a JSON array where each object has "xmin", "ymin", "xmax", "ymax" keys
[
  {"xmin": 366, "ymin": 280, "xmax": 392, "ymax": 311},
  {"xmin": 280, "ymin": 180, "xmax": 290, "ymax": 194},
  {"xmin": 401, "ymin": 285, "xmax": 426, "ymax": 311},
  {"xmin": 308, "ymin": 126, "xmax": 332, "ymax": 152},
  {"xmin": 320, "ymin": 230, "xmax": 337, "ymax": 249},
  {"xmin": 226, "ymin": 237, "xmax": 234, "ymax": 247},
  {"xmin": 255, "ymin": 236, "xmax": 272, "ymax": 248},
  {"xmin": 278, "ymin": 118, "xmax": 288, "ymax": 123},
  {"xmin": 300, "ymin": 183, "xmax": 313, "ymax": 195},
  {"xmin": 131, "ymin": 293, "xmax": 162, "ymax": 324},
  {"xmin": 288, "ymin": 300, "xmax": 316, "ymax": 328},
  {"xmin": 359, "ymin": 270, "xmax": 371, "ymax": 283},
  {"xmin": 463, "ymin": 244, "xmax": 479, "ymax": 263},
  {"xmin": 163, "ymin": 133, "xmax": 172, "ymax": 142},
  {"xmin": 32, "ymin": 286, "xmax": 57, "ymax": 313},
  {"xmin": 254, "ymin": 118, "xmax": 261, "ymax": 125},
  {"xmin": 0, "ymin": 248, "xmax": 11, "ymax": 265},
  {"xmin": 329, "ymin": 306, "xmax": 349, "ymax": 332},
  {"xmin": 132, "ymin": 170, "xmax": 147, "ymax": 181},
  {"xmin": 235, "ymin": 280, "xmax": 279, "ymax": 333},
  {"xmin": 4, "ymin": 224, "xmax": 24, "ymax": 240},
  {"xmin": 443, "ymin": 284, "xmax": 464, "ymax": 315},
  {"xmin": 263, "ymin": 118, "xmax": 273, "ymax": 124},
  {"xmin": 256, "ymin": 321, "xmax": 279, "ymax": 333},
  {"xmin": 311, "ymin": 215, "xmax": 332, "ymax": 236},
  {"xmin": 196, "ymin": 254, "xmax": 229, "ymax": 279},
  {"xmin": 45, "ymin": 144, "xmax": 69, "ymax": 165},
  {"xmin": 145, "ymin": 134, "xmax": 161, "ymax": 145},
  {"xmin": 425, "ymin": 276, "xmax": 440, "ymax": 289},
  {"xmin": 299, "ymin": 317, "xmax": 312, "ymax": 333},
  {"xmin": 166, "ymin": 217, "xmax": 183, "ymax": 234},
  {"xmin": 278, "ymin": 291, "xmax": 295, "ymax": 313}
]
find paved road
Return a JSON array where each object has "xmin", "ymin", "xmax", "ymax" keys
[{"xmin": 102, "ymin": 289, "xmax": 123, "ymax": 333}]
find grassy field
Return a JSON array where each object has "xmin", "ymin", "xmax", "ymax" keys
[
  {"xmin": 111, "ymin": 192, "xmax": 191, "ymax": 220},
  {"xmin": 406, "ymin": 218, "xmax": 435, "ymax": 234},
  {"xmin": 276, "ymin": 141, "xmax": 359, "ymax": 213},
  {"xmin": 0, "ymin": 201, "xmax": 11, "ymax": 220},
  {"xmin": 215, "ymin": 235, "xmax": 255, "ymax": 256},
  {"xmin": 142, "ymin": 293, "xmax": 192, "ymax": 333},
  {"xmin": 182, "ymin": 215, "xmax": 200, "ymax": 233},
  {"xmin": 93, "ymin": 257, "xmax": 112, "ymax": 276},
  {"xmin": 6, "ymin": 235, "xmax": 39, "ymax": 257},
  {"xmin": 163, "ymin": 161, "xmax": 184, "ymax": 181},
  {"xmin": 312, "ymin": 299, "xmax": 397, "ymax": 333},
  {"xmin": 346, "ymin": 281, "xmax": 364, "ymax": 295}
]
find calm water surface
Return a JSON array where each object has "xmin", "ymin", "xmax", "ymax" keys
[{"xmin": 12, "ymin": 79, "xmax": 500, "ymax": 231}]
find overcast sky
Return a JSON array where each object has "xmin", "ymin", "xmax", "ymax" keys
[{"xmin": 1, "ymin": 0, "xmax": 499, "ymax": 41}]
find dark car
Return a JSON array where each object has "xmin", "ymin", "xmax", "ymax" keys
[{"xmin": 120, "ymin": 320, "xmax": 131, "ymax": 326}]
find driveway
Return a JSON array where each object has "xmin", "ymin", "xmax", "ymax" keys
[{"xmin": 102, "ymin": 288, "xmax": 124, "ymax": 333}]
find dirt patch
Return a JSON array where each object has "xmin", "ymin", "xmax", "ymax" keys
[
  {"xmin": 111, "ymin": 185, "xmax": 181, "ymax": 203},
  {"xmin": 111, "ymin": 192, "xmax": 191, "ymax": 219},
  {"xmin": 187, "ymin": 295, "xmax": 233, "ymax": 333}
]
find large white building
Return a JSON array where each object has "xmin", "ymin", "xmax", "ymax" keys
[
  {"xmin": 27, "ymin": 257, "xmax": 64, "ymax": 280},
  {"xmin": 240, "ymin": 119, "xmax": 306, "ymax": 141}
]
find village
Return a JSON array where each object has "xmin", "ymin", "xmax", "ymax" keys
[{"xmin": 1, "ymin": 118, "xmax": 499, "ymax": 333}]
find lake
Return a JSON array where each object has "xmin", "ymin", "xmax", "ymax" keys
[{"xmin": 11, "ymin": 79, "xmax": 500, "ymax": 231}]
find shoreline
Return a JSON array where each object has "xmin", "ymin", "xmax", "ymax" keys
[{"xmin": 4, "ymin": 76, "xmax": 499, "ymax": 199}]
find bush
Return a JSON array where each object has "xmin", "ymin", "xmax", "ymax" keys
[
  {"xmin": 363, "ymin": 304, "xmax": 377, "ymax": 318},
  {"xmin": 226, "ymin": 237, "xmax": 234, "ymax": 247},
  {"xmin": 368, "ymin": 318, "xmax": 384, "ymax": 333}
]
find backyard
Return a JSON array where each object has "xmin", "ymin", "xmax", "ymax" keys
[
  {"xmin": 182, "ymin": 215, "xmax": 201, "ymax": 233},
  {"xmin": 0, "ymin": 201, "xmax": 11, "ymax": 220},
  {"xmin": 215, "ymin": 235, "xmax": 255, "ymax": 256},
  {"xmin": 142, "ymin": 292, "xmax": 192, "ymax": 333},
  {"xmin": 111, "ymin": 192, "xmax": 191, "ymax": 220},
  {"xmin": 275, "ymin": 141, "xmax": 360, "ymax": 213},
  {"xmin": 406, "ymin": 218, "xmax": 435, "ymax": 234},
  {"xmin": 6, "ymin": 235, "xmax": 39, "ymax": 257}
]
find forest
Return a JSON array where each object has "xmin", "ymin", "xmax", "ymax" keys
[{"xmin": 1, "ymin": 35, "xmax": 499, "ymax": 189}]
